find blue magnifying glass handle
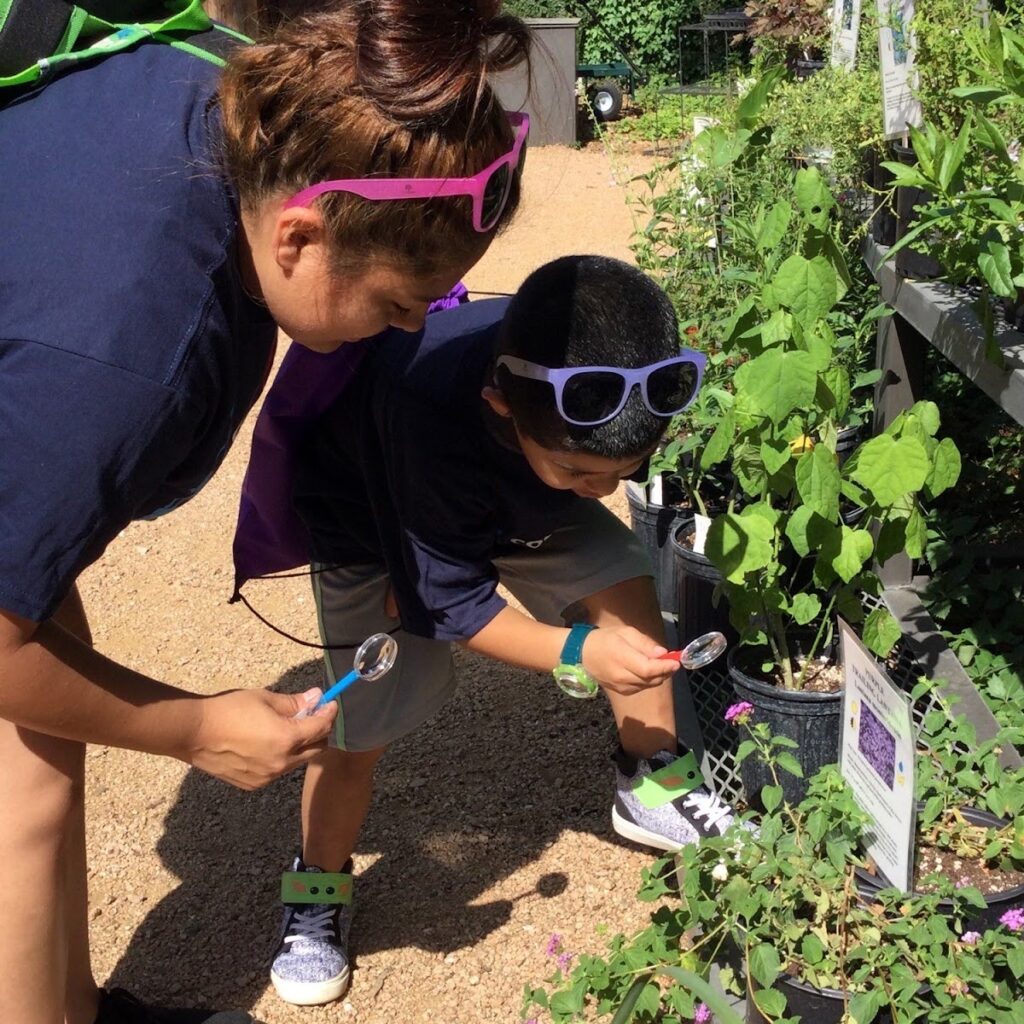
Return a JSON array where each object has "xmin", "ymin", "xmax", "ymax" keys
[{"xmin": 293, "ymin": 668, "xmax": 359, "ymax": 720}]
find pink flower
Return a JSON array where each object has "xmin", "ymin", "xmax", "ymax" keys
[
  {"xmin": 694, "ymin": 1003, "xmax": 713, "ymax": 1024},
  {"xmin": 1000, "ymin": 908, "xmax": 1024, "ymax": 932},
  {"xmin": 724, "ymin": 701, "xmax": 754, "ymax": 725},
  {"xmin": 557, "ymin": 951, "xmax": 574, "ymax": 972},
  {"xmin": 960, "ymin": 931, "xmax": 981, "ymax": 946},
  {"xmin": 545, "ymin": 933, "xmax": 562, "ymax": 957}
]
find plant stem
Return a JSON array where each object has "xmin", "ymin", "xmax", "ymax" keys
[{"xmin": 796, "ymin": 590, "xmax": 838, "ymax": 689}]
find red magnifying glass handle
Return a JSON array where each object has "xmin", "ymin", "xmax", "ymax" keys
[{"xmin": 662, "ymin": 650, "xmax": 683, "ymax": 662}]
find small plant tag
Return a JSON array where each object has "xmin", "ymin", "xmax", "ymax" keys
[
  {"xmin": 693, "ymin": 513, "xmax": 712, "ymax": 555},
  {"xmin": 632, "ymin": 751, "xmax": 704, "ymax": 809}
]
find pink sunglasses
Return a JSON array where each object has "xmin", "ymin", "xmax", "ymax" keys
[{"xmin": 284, "ymin": 111, "xmax": 530, "ymax": 233}]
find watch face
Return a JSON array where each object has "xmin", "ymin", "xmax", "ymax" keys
[{"xmin": 553, "ymin": 665, "xmax": 599, "ymax": 699}]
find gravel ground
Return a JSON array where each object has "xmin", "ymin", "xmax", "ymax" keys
[{"xmin": 80, "ymin": 140, "xmax": 664, "ymax": 1023}]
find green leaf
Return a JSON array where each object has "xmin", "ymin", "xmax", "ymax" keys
[
  {"xmin": 700, "ymin": 410, "xmax": 736, "ymax": 470},
  {"xmin": 736, "ymin": 66, "xmax": 785, "ymax": 130},
  {"xmin": 862, "ymin": 608, "xmax": 902, "ymax": 657},
  {"xmin": 785, "ymin": 506, "xmax": 834, "ymax": 558},
  {"xmin": 851, "ymin": 435, "xmax": 930, "ymax": 504},
  {"xmin": 925, "ymin": 437, "xmax": 961, "ymax": 499},
  {"xmin": 830, "ymin": 526, "xmax": 874, "ymax": 583},
  {"xmin": 750, "ymin": 988, "xmax": 786, "ymax": 1018},
  {"xmin": 706, "ymin": 512, "xmax": 775, "ymax": 583},
  {"xmin": 761, "ymin": 785, "xmax": 783, "ymax": 813},
  {"xmin": 904, "ymin": 508, "xmax": 928, "ymax": 559},
  {"xmin": 748, "ymin": 944, "xmax": 781, "ymax": 990},
  {"xmin": 776, "ymin": 752, "xmax": 805, "ymax": 778},
  {"xmin": 735, "ymin": 349, "xmax": 818, "ymax": 424},
  {"xmin": 850, "ymin": 991, "xmax": 883, "ymax": 1024},
  {"xmin": 821, "ymin": 367, "xmax": 851, "ymax": 420},
  {"xmin": 908, "ymin": 399, "xmax": 940, "ymax": 436},
  {"xmin": 773, "ymin": 254, "xmax": 838, "ymax": 326},
  {"xmin": 758, "ymin": 309, "xmax": 793, "ymax": 348},
  {"xmin": 800, "ymin": 932, "xmax": 825, "ymax": 965},
  {"xmin": 1008, "ymin": 943, "xmax": 1024, "ymax": 979},
  {"xmin": 657, "ymin": 969, "xmax": 746, "ymax": 1024},
  {"xmin": 795, "ymin": 444, "xmax": 842, "ymax": 522},
  {"xmin": 609, "ymin": 974, "xmax": 652, "ymax": 1024},
  {"xmin": 790, "ymin": 593, "xmax": 821, "ymax": 626},
  {"xmin": 979, "ymin": 240, "xmax": 1016, "ymax": 297},
  {"xmin": 761, "ymin": 440, "xmax": 791, "ymax": 476},
  {"xmin": 794, "ymin": 168, "xmax": 835, "ymax": 230},
  {"xmin": 938, "ymin": 115, "xmax": 971, "ymax": 192},
  {"xmin": 757, "ymin": 199, "xmax": 793, "ymax": 252}
]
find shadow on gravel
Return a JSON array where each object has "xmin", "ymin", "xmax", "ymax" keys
[{"xmin": 109, "ymin": 647, "xmax": 626, "ymax": 1010}]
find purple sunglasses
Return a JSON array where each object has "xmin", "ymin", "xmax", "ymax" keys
[
  {"xmin": 284, "ymin": 111, "xmax": 530, "ymax": 233},
  {"xmin": 495, "ymin": 351, "xmax": 707, "ymax": 426}
]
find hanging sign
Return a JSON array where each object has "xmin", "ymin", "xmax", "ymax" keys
[
  {"xmin": 876, "ymin": 0, "xmax": 923, "ymax": 138},
  {"xmin": 832, "ymin": 0, "xmax": 863, "ymax": 68},
  {"xmin": 838, "ymin": 618, "xmax": 916, "ymax": 892}
]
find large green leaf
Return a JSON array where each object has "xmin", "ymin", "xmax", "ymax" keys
[
  {"xmin": 735, "ymin": 348, "xmax": 818, "ymax": 424},
  {"xmin": 979, "ymin": 240, "xmax": 1016, "ymax": 297},
  {"xmin": 795, "ymin": 444, "xmax": 841, "ymax": 522},
  {"xmin": 829, "ymin": 526, "xmax": 874, "ymax": 583},
  {"xmin": 904, "ymin": 508, "xmax": 927, "ymax": 559},
  {"xmin": 706, "ymin": 511, "xmax": 774, "ymax": 583},
  {"xmin": 748, "ymin": 943, "xmax": 781, "ymax": 989},
  {"xmin": 791, "ymin": 592, "xmax": 822, "ymax": 625},
  {"xmin": 924, "ymin": 437, "xmax": 962, "ymax": 498},
  {"xmin": 700, "ymin": 410, "xmax": 736, "ymax": 470},
  {"xmin": 862, "ymin": 608, "xmax": 902, "ymax": 657},
  {"xmin": 757, "ymin": 199, "xmax": 793, "ymax": 252},
  {"xmin": 794, "ymin": 167, "xmax": 834, "ymax": 230},
  {"xmin": 761, "ymin": 439, "xmax": 791, "ymax": 476},
  {"xmin": 773, "ymin": 254, "xmax": 837, "ymax": 326},
  {"xmin": 851, "ymin": 435, "xmax": 930, "ymax": 504},
  {"xmin": 785, "ymin": 506, "xmax": 834, "ymax": 557},
  {"xmin": 821, "ymin": 366, "xmax": 852, "ymax": 420}
]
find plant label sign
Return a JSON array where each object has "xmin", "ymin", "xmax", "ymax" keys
[
  {"xmin": 838, "ymin": 618, "xmax": 916, "ymax": 891},
  {"xmin": 876, "ymin": 0, "xmax": 923, "ymax": 138},
  {"xmin": 832, "ymin": 0, "xmax": 862, "ymax": 69}
]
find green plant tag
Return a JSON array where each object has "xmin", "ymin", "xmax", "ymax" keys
[
  {"xmin": 632, "ymin": 752, "xmax": 704, "ymax": 809},
  {"xmin": 281, "ymin": 871, "xmax": 353, "ymax": 905}
]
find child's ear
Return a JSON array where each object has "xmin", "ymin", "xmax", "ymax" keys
[
  {"xmin": 481, "ymin": 385, "xmax": 513, "ymax": 418},
  {"xmin": 272, "ymin": 208, "xmax": 326, "ymax": 273}
]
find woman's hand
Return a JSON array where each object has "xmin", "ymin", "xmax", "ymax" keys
[
  {"xmin": 580, "ymin": 627, "xmax": 675, "ymax": 696},
  {"xmin": 184, "ymin": 688, "xmax": 338, "ymax": 790}
]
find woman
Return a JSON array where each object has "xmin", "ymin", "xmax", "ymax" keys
[{"xmin": 0, "ymin": 2, "xmax": 530, "ymax": 1022}]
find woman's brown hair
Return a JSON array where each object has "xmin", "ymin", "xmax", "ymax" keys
[{"xmin": 219, "ymin": 1, "xmax": 531, "ymax": 276}]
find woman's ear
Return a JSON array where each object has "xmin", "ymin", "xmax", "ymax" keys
[
  {"xmin": 481, "ymin": 384, "xmax": 512, "ymax": 418},
  {"xmin": 272, "ymin": 208, "xmax": 327, "ymax": 273}
]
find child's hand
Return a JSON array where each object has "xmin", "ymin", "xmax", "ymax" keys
[
  {"xmin": 581, "ymin": 627, "xmax": 675, "ymax": 696},
  {"xmin": 184, "ymin": 687, "xmax": 338, "ymax": 790}
]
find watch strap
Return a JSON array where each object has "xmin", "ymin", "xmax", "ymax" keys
[{"xmin": 560, "ymin": 623, "xmax": 596, "ymax": 666}]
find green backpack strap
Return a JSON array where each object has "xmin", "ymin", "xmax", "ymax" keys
[{"xmin": 0, "ymin": 0, "xmax": 246, "ymax": 91}]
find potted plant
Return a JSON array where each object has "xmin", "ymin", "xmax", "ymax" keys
[
  {"xmin": 522, "ymin": 718, "xmax": 1024, "ymax": 1024},
  {"xmin": 700, "ymin": 168, "xmax": 963, "ymax": 804}
]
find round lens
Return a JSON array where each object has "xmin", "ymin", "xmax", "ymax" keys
[
  {"xmin": 647, "ymin": 361, "xmax": 699, "ymax": 415},
  {"xmin": 554, "ymin": 667, "xmax": 599, "ymax": 699},
  {"xmin": 678, "ymin": 631, "xmax": 727, "ymax": 670},
  {"xmin": 354, "ymin": 633, "xmax": 398, "ymax": 680},
  {"xmin": 561, "ymin": 371, "xmax": 627, "ymax": 424},
  {"xmin": 481, "ymin": 163, "xmax": 510, "ymax": 231}
]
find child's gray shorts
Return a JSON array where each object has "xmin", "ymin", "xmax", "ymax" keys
[{"xmin": 311, "ymin": 500, "xmax": 653, "ymax": 751}]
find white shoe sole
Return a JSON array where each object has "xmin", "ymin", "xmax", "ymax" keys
[
  {"xmin": 611, "ymin": 805, "xmax": 685, "ymax": 852},
  {"xmin": 271, "ymin": 965, "xmax": 351, "ymax": 1006}
]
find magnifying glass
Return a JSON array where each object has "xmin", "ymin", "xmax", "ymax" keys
[
  {"xmin": 293, "ymin": 632, "xmax": 399, "ymax": 719},
  {"xmin": 556, "ymin": 630, "xmax": 728, "ymax": 700}
]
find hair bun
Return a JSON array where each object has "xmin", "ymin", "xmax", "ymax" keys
[{"xmin": 353, "ymin": 0, "xmax": 530, "ymax": 124}]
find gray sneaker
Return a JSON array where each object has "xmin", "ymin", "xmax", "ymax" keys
[
  {"xmin": 270, "ymin": 858, "xmax": 353, "ymax": 1006},
  {"xmin": 612, "ymin": 747, "xmax": 738, "ymax": 851}
]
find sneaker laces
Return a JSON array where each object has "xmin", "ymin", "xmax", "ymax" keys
[
  {"xmin": 682, "ymin": 787, "xmax": 734, "ymax": 833},
  {"xmin": 284, "ymin": 906, "xmax": 337, "ymax": 945}
]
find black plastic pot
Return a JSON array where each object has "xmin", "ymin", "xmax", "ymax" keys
[
  {"xmin": 670, "ymin": 522, "xmax": 736, "ymax": 647},
  {"xmin": 869, "ymin": 147, "xmax": 898, "ymax": 247},
  {"xmin": 794, "ymin": 58, "xmax": 826, "ymax": 81},
  {"xmin": 1001, "ymin": 286, "xmax": 1024, "ymax": 331},
  {"xmin": 891, "ymin": 142, "xmax": 943, "ymax": 280},
  {"xmin": 854, "ymin": 805, "xmax": 1024, "ymax": 933},
  {"xmin": 728, "ymin": 645, "xmax": 842, "ymax": 808},
  {"xmin": 625, "ymin": 481, "xmax": 694, "ymax": 615},
  {"xmin": 836, "ymin": 424, "xmax": 863, "ymax": 467},
  {"xmin": 747, "ymin": 975, "xmax": 893, "ymax": 1024}
]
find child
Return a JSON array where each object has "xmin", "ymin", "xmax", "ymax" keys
[{"xmin": 270, "ymin": 255, "xmax": 737, "ymax": 1006}]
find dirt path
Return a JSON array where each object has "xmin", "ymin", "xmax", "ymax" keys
[{"xmin": 80, "ymin": 140, "xmax": 663, "ymax": 1023}]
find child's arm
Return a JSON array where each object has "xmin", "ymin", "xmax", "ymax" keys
[{"xmin": 461, "ymin": 605, "xmax": 672, "ymax": 696}]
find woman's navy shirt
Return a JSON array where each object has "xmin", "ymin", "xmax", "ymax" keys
[{"xmin": 0, "ymin": 41, "xmax": 276, "ymax": 621}]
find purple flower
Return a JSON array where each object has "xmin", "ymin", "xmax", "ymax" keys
[
  {"xmin": 545, "ymin": 933, "xmax": 562, "ymax": 957},
  {"xmin": 724, "ymin": 701, "xmax": 754, "ymax": 725},
  {"xmin": 1000, "ymin": 908, "xmax": 1024, "ymax": 932},
  {"xmin": 694, "ymin": 1003, "xmax": 713, "ymax": 1024},
  {"xmin": 960, "ymin": 931, "xmax": 981, "ymax": 946},
  {"xmin": 557, "ymin": 951, "xmax": 574, "ymax": 972}
]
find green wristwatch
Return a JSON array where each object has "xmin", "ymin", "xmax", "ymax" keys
[{"xmin": 553, "ymin": 623, "xmax": 599, "ymax": 699}]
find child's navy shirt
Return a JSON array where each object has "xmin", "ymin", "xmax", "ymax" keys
[
  {"xmin": 0, "ymin": 43, "xmax": 276, "ymax": 622},
  {"xmin": 294, "ymin": 298, "xmax": 584, "ymax": 643}
]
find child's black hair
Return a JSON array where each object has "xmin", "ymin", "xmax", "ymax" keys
[{"xmin": 494, "ymin": 254, "xmax": 680, "ymax": 459}]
